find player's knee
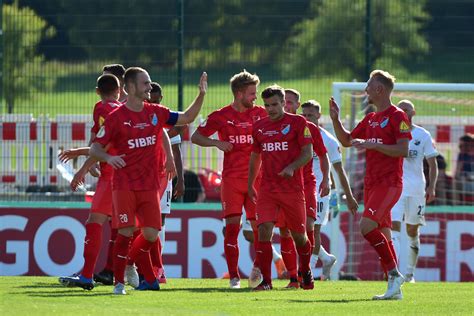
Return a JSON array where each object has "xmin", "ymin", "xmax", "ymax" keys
[
  {"xmin": 406, "ymin": 224, "xmax": 419, "ymax": 237},
  {"xmin": 291, "ymin": 233, "xmax": 306, "ymax": 247},
  {"xmin": 243, "ymin": 230, "xmax": 254, "ymax": 243},
  {"xmin": 391, "ymin": 221, "xmax": 402, "ymax": 232},
  {"xmin": 141, "ymin": 227, "xmax": 159, "ymax": 242}
]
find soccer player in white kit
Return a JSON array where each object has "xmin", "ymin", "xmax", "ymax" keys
[
  {"xmin": 391, "ymin": 100, "xmax": 438, "ymax": 283},
  {"xmin": 300, "ymin": 100, "xmax": 358, "ymax": 280}
]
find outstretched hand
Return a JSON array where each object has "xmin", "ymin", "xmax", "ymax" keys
[
  {"xmin": 199, "ymin": 72, "xmax": 208, "ymax": 95},
  {"xmin": 329, "ymin": 97, "xmax": 340, "ymax": 121}
]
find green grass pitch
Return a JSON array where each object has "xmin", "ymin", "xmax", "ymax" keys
[{"xmin": 1, "ymin": 277, "xmax": 472, "ymax": 315}]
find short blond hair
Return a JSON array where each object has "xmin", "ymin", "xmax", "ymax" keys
[
  {"xmin": 397, "ymin": 99, "xmax": 415, "ymax": 110},
  {"xmin": 230, "ymin": 70, "xmax": 260, "ymax": 94},
  {"xmin": 370, "ymin": 69, "xmax": 396, "ymax": 91},
  {"xmin": 284, "ymin": 88, "xmax": 300, "ymax": 101}
]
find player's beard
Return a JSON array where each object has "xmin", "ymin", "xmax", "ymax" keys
[{"xmin": 242, "ymin": 98, "xmax": 254, "ymax": 109}]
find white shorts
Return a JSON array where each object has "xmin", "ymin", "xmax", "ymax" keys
[
  {"xmin": 315, "ymin": 193, "xmax": 330, "ymax": 226},
  {"xmin": 391, "ymin": 195, "xmax": 426, "ymax": 226},
  {"xmin": 160, "ymin": 180, "xmax": 173, "ymax": 215}
]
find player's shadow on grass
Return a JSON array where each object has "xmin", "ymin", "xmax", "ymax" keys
[
  {"xmin": 10, "ymin": 289, "xmax": 113, "ymax": 297},
  {"xmin": 162, "ymin": 287, "xmax": 250, "ymax": 293},
  {"xmin": 287, "ymin": 298, "xmax": 373, "ymax": 304}
]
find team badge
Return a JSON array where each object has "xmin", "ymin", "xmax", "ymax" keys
[
  {"xmin": 281, "ymin": 124, "xmax": 290, "ymax": 135},
  {"xmin": 303, "ymin": 126, "xmax": 311, "ymax": 138},
  {"xmin": 380, "ymin": 117, "xmax": 389, "ymax": 128},
  {"xmin": 150, "ymin": 113, "xmax": 158, "ymax": 126},
  {"xmin": 98, "ymin": 116, "xmax": 105, "ymax": 127},
  {"xmin": 96, "ymin": 126, "xmax": 105, "ymax": 138},
  {"xmin": 400, "ymin": 121, "xmax": 410, "ymax": 132}
]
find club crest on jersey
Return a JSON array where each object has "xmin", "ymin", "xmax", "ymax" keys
[
  {"xmin": 150, "ymin": 113, "xmax": 158, "ymax": 126},
  {"xmin": 96, "ymin": 126, "xmax": 105, "ymax": 138},
  {"xmin": 380, "ymin": 117, "xmax": 389, "ymax": 128},
  {"xmin": 400, "ymin": 121, "xmax": 410, "ymax": 132},
  {"xmin": 281, "ymin": 124, "xmax": 290, "ymax": 135}
]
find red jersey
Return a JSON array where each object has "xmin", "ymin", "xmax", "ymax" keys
[
  {"xmin": 252, "ymin": 113, "xmax": 312, "ymax": 193},
  {"xmin": 351, "ymin": 105, "xmax": 412, "ymax": 188},
  {"xmin": 303, "ymin": 121, "xmax": 327, "ymax": 184},
  {"xmin": 197, "ymin": 105, "xmax": 267, "ymax": 178},
  {"xmin": 91, "ymin": 99, "xmax": 122, "ymax": 180},
  {"xmin": 95, "ymin": 102, "xmax": 178, "ymax": 191}
]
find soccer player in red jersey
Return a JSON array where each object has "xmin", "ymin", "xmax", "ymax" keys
[
  {"xmin": 191, "ymin": 70, "xmax": 267, "ymax": 289},
  {"xmin": 330, "ymin": 70, "xmax": 411, "ymax": 300},
  {"xmin": 58, "ymin": 73, "xmax": 122, "ymax": 290},
  {"xmin": 103, "ymin": 64, "xmax": 128, "ymax": 103},
  {"xmin": 277, "ymin": 89, "xmax": 330, "ymax": 289},
  {"xmin": 248, "ymin": 85, "xmax": 314, "ymax": 291},
  {"xmin": 90, "ymin": 67, "xmax": 207, "ymax": 295}
]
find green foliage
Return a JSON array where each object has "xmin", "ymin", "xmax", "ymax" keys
[
  {"xmin": 282, "ymin": 0, "xmax": 430, "ymax": 80},
  {"xmin": 2, "ymin": 3, "xmax": 56, "ymax": 113}
]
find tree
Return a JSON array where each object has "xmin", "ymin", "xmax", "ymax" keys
[
  {"xmin": 281, "ymin": 0, "xmax": 430, "ymax": 80},
  {"xmin": 3, "ymin": 3, "xmax": 55, "ymax": 113}
]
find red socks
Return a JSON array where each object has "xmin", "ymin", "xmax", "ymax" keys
[
  {"xmin": 104, "ymin": 228, "xmax": 117, "ymax": 271},
  {"xmin": 113, "ymin": 234, "xmax": 131, "ymax": 284},
  {"xmin": 256, "ymin": 241, "xmax": 273, "ymax": 284},
  {"xmin": 253, "ymin": 229, "xmax": 260, "ymax": 266},
  {"xmin": 280, "ymin": 236, "xmax": 298, "ymax": 278},
  {"xmin": 296, "ymin": 239, "xmax": 312, "ymax": 273},
  {"xmin": 129, "ymin": 234, "xmax": 156, "ymax": 283},
  {"xmin": 224, "ymin": 223, "xmax": 240, "ymax": 279},
  {"xmin": 150, "ymin": 237, "xmax": 163, "ymax": 271},
  {"xmin": 364, "ymin": 229, "xmax": 396, "ymax": 271},
  {"xmin": 81, "ymin": 223, "xmax": 102, "ymax": 279}
]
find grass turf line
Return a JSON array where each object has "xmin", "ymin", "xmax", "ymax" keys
[{"xmin": 0, "ymin": 277, "xmax": 473, "ymax": 315}]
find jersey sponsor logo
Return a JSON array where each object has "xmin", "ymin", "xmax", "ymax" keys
[
  {"xmin": 380, "ymin": 117, "xmax": 389, "ymax": 128},
  {"xmin": 281, "ymin": 124, "xmax": 290, "ymax": 135},
  {"xmin": 99, "ymin": 116, "xmax": 105, "ymax": 127},
  {"xmin": 366, "ymin": 138, "xmax": 383, "ymax": 144},
  {"xmin": 303, "ymin": 126, "xmax": 311, "ymax": 138},
  {"xmin": 150, "ymin": 113, "xmax": 158, "ymax": 126},
  {"xmin": 262, "ymin": 141, "xmax": 288, "ymax": 152},
  {"xmin": 96, "ymin": 126, "xmax": 105, "ymax": 138},
  {"xmin": 127, "ymin": 135, "xmax": 157, "ymax": 149},
  {"xmin": 400, "ymin": 121, "xmax": 410, "ymax": 132},
  {"xmin": 229, "ymin": 135, "xmax": 253, "ymax": 144},
  {"xmin": 123, "ymin": 120, "xmax": 132, "ymax": 127}
]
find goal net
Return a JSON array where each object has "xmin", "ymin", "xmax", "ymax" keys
[{"xmin": 322, "ymin": 82, "xmax": 474, "ymax": 281}]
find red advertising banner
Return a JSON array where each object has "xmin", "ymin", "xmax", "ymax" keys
[{"xmin": 1, "ymin": 206, "xmax": 472, "ymax": 281}]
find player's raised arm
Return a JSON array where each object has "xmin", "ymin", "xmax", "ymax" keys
[
  {"xmin": 175, "ymin": 72, "xmax": 207, "ymax": 125},
  {"xmin": 329, "ymin": 97, "xmax": 352, "ymax": 147}
]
